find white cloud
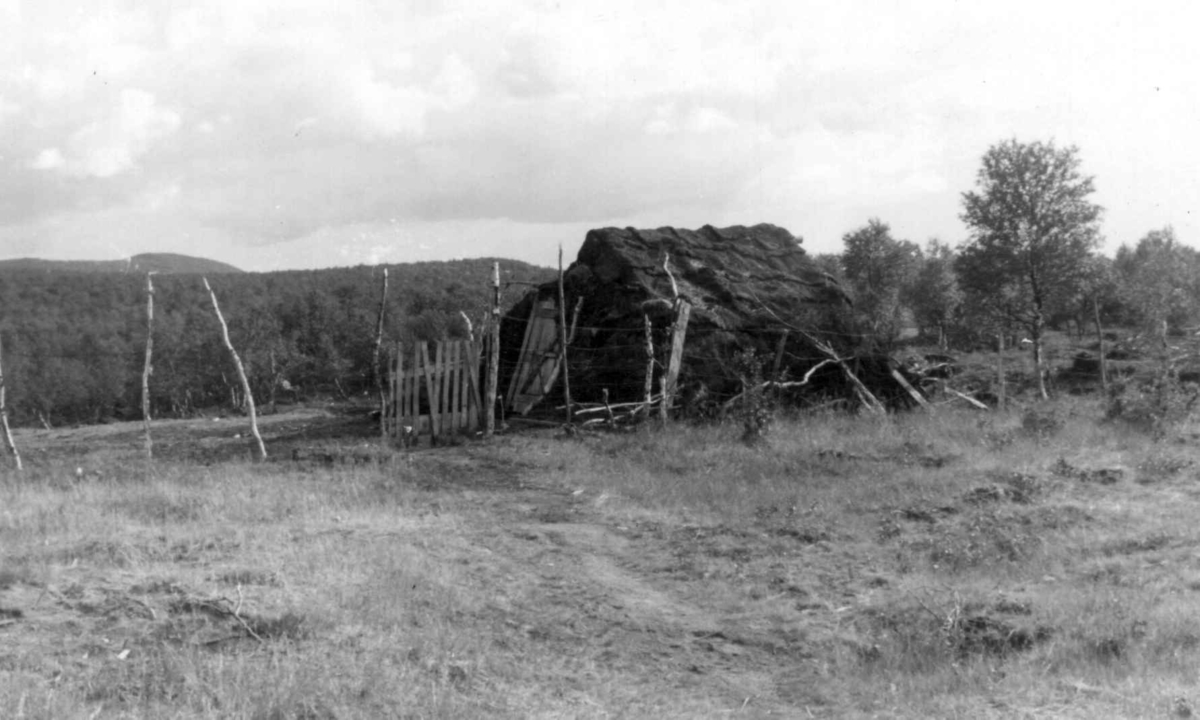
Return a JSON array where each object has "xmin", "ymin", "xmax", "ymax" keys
[
  {"xmin": 687, "ymin": 107, "xmax": 737, "ymax": 134},
  {"xmin": 59, "ymin": 88, "xmax": 181, "ymax": 178},
  {"xmin": 137, "ymin": 181, "xmax": 182, "ymax": 212},
  {"xmin": 30, "ymin": 147, "xmax": 63, "ymax": 170},
  {"xmin": 3, "ymin": 0, "xmax": 1199, "ymax": 268}
]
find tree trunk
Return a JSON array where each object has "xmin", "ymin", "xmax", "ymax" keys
[
  {"xmin": 1032, "ymin": 312, "xmax": 1048, "ymax": 400},
  {"xmin": 1028, "ymin": 263, "xmax": 1049, "ymax": 400},
  {"xmin": 269, "ymin": 350, "xmax": 279, "ymax": 415}
]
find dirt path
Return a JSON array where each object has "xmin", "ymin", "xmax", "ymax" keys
[{"xmin": 414, "ymin": 446, "xmax": 841, "ymax": 714}]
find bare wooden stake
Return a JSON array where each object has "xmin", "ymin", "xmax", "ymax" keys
[
  {"xmin": 203, "ymin": 277, "xmax": 267, "ymax": 460},
  {"xmin": 997, "ymin": 332, "xmax": 1007, "ymax": 410},
  {"xmin": 374, "ymin": 267, "xmax": 389, "ymax": 439},
  {"xmin": 659, "ymin": 300, "xmax": 692, "ymax": 423},
  {"xmin": 1093, "ymin": 295, "xmax": 1108, "ymax": 393},
  {"xmin": 142, "ymin": 273, "xmax": 155, "ymax": 461},
  {"xmin": 771, "ymin": 330, "xmax": 789, "ymax": 381},
  {"xmin": 486, "ymin": 262, "xmax": 501, "ymax": 435},
  {"xmin": 0, "ymin": 335, "xmax": 21, "ymax": 471},
  {"xmin": 558, "ymin": 245, "xmax": 572, "ymax": 425},
  {"xmin": 642, "ymin": 314, "xmax": 655, "ymax": 414}
]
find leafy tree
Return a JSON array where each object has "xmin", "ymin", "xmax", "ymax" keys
[
  {"xmin": 1114, "ymin": 227, "xmax": 1200, "ymax": 333},
  {"xmin": 906, "ymin": 239, "xmax": 962, "ymax": 350},
  {"xmin": 957, "ymin": 139, "xmax": 1103, "ymax": 398},
  {"xmin": 840, "ymin": 218, "xmax": 920, "ymax": 348}
]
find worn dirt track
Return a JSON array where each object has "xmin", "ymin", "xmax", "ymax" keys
[{"xmin": 409, "ymin": 444, "xmax": 848, "ymax": 714}]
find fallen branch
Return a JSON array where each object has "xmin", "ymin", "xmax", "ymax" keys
[
  {"xmin": 569, "ymin": 395, "xmax": 665, "ymax": 415},
  {"xmin": 890, "ymin": 368, "xmax": 929, "ymax": 408},
  {"xmin": 746, "ymin": 290, "xmax": 885, "ymax": 414},
  {"xmin": 662, "ymin": 252, "xmax": 679, "ymax": 300},
  {"xmin": 722, "ymin": 359, "xmax": 834, "ymax": 409},
  {"xmin": 945, "ymin": 387, "xmax": 990, "ymax": 410}
]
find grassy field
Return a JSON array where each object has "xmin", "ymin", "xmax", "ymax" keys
[{"xmin": 3, "ymin": 389, "xmax": 1200, "ymax": 718}]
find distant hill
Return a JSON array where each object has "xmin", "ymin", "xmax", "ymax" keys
[{"xmin": 0, "ymin": 253, "xmax": 242, "ymax": 275}]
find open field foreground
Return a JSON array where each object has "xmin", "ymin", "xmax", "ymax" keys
[{"xmin": 3, "ymin": 404, "xmax": 1200, "ymax": 718}]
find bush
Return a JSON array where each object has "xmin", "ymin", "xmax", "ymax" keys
[
  {"xmin": 1106, "ymin": 373, "xmax": 1200, "ymax": 439},
  {"xmin": 733, "ymin": 350, "xmax": 773, "ymax": 447}
]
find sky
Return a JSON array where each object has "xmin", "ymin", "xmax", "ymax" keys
[{"xmin": 1, "ymin": 0, "xmax": 1197, "ymax": 272}]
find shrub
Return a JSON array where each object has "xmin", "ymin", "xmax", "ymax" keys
[{"xmin": 1106, "ymin": 373, "xmax": 1200, "ymax": 439}]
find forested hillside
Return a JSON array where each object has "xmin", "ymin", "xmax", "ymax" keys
[
  {"xmin": 0, "ymin": 253, "xmax": 243, "ymax": 275},
  {"xmin": 0, "ymin": 259, "xmax": 552, "ymax": 427}
]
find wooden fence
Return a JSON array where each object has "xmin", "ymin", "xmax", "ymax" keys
[{"xmin": 385, "ymin": 340, "xmax": 482, "ymax": 445}]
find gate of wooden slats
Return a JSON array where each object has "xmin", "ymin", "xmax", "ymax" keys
[
  {"xmin": 386, "ymin": 340, "xmax": 482, "ymax": 445},
  {"xmin": 505, "ymin": 299, "xmax": 563, "ymax": 415}
]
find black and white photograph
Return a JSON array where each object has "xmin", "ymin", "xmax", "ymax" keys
[{"xmin": 1, "ymin": 1, "xmax": 1198, "ymax": 717}]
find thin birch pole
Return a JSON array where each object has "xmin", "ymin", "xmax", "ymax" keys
[
  {"xmin": 485, "ymin": 262, "xmax": 501, "ymax": 436},
  {"xmin": 0, "ymin": 335, "xmax": 21, "ymax": 471},
  {"xmin": 1093, "ymin": 295, "xmax": 1108, "ymax": 393},
  {"xmin": 374, "ymin": 267, "xmax": 388, "ymax": 439},
  {"xmin": 642, "ymin": 314, "xmax": 655, "ymax": 414},
  {"xmin": 997, "ymin": 332, "xmax": 1007, "ymax": 410},
  {"xmin": 203, "ymin": 277, "xmax": 267, "ymax": 460},
  {"xmin": 557, "ymin": 245, "xmax": 572, "ymax": 426},
  {"xmin": 142, "ymin": 274, "xmax": 155, "ymax": 461}
]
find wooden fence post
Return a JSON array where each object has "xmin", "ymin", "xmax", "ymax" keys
[
  {"xmin": 486, "ymin": 262, "xmax": 501, "ymax": 436},
  {"xmin": 1094, "ymin": 295, "xmax": 1108, "ymax": 393},
  {"xmin": 374, "ymin": 267, "xmax": 388, "ymax": 439},
  {"xmin": 997, "ymin": 332, "xmax": 1007, "ymax": 410},
  {"xmin": 0, "ymin": 335, "xmax": 21, "ymax": 471},
  {"xmin": 771, "ymin": 330, "xmax": 789, "ymax": 381},
  {"xmin": 203, "ymin": 277, "xmax": 267, "ymax": 460},
  {"xmin": 557, "ymin": 246, "xmax": 573, "ymax": 425},
  {"xmin": 142, "ymin": 273, "xmax": 155, "ymax": 461},
  {"xmin": 658, "ymin": 301, "xmax": 691, "ymax": 423},
  {"xmin": 642, "ymin": 314, "xmax": 655, "ymax": 413}
]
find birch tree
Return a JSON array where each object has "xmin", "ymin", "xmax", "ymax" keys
[{"xmin": 957, "ymin": 139, "xmax": 1103, "ymax": 399}]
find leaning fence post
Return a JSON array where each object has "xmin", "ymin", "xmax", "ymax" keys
[{"xmin": 203, "ymin": 277, "xmax": 267, "ymax": 460}]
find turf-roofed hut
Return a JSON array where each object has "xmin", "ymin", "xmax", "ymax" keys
[{"xmin": 498, "ymin": 223, "xmax": 916, "ymax": 419}]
